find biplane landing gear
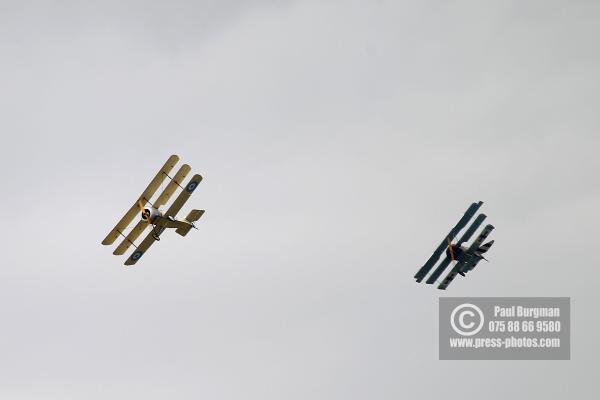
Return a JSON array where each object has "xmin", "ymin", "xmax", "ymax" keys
[{"xmin": 151, "ymin": 225, "xmax": 161, "ymax": 241}]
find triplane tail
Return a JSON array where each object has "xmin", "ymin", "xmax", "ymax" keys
[
  {"xmin": 479, "ymin": 239, "xmax": 494, "ymax": 254},
  {"xmin": 176, "ymin": 209, "xmax": 205, "ymax": 237}
]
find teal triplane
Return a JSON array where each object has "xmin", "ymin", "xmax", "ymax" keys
[{"xmin": 414, "ymin": 201, "xmax": 495, "ymax": 290}]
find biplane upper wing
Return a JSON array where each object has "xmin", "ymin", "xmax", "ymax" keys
[
  {"xmin": 165, "ymin": 174, "xmax": 203, "ymax": 218},
  {"xmin": 101, "ymin": 155, "xmax": 179, "ymax": 246},
  {"xmin": 124, "ymin": 227, "xmax": 165, "ymax": 266}
]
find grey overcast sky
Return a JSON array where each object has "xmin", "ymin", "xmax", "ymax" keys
[{"xmin": 0, "ymin": 0, "xmax": 598, "ymax": 399}]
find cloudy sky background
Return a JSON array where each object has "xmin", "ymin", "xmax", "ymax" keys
[{"xmin": 0, "ymin": 1, "xmax": 598, "ymax": 398}]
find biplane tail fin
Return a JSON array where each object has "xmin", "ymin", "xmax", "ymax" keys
[
  {"xmin": 176, "ymin": 209, "xmax": 205, "ymax": 237},
  {"xmin": 479, "ymin": 240, "xmax": 494, "ymax": 254},
  {"xmin": 471, "ymin": 224, "xmax": 494, "ymax": 250}
]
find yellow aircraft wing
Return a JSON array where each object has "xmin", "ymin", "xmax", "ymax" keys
[
  {"xmin": 124, "ymin": 173, "xmax": 202, "ymax": 264},
  {"xmin": 124, "ymin": 227, "xmax": 164, "ymax": 266},
  {"xmin": 165, "ymin": 174, "xmax": 203, "ymax": 218},
  {"xmin": 152, "ymin": 164, "xmax": 191, "ymax": 208},
  {"xmin": 112, "ymin": 220, "xmax": 147, "ymax": 255},
  {"xmin": 112, "ymin": 164, "xmax": 191, "ymax": 255},
  {"xmin": 101, "ymin": 154, "xmax": 179, "ymax": 245}
]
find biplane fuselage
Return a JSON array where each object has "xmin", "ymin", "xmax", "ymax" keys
[
  {"xmin": 142, "ymin": 206, "xmax": 190, "ymax": 229},
  {"xmin": 445, "ymin": 242, "xmax": 492, "ymax": 276}
]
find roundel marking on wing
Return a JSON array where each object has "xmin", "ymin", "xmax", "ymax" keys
[
  {"xmin": 131, "ymin": 251, "xmax": 143, "ymax": 261},
  {"xmin": 186, "ymin": 181, "xmax": 199, "ymax": 193}
]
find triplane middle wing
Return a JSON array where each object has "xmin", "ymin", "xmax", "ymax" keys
[{"xmin": 102, "ymin": 155, "xmax": 205, "ymax": 266}]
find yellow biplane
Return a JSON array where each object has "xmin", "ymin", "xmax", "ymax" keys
[{"xmin": 102, "ymin": 155, "xmax": 204, "ymax": 265}]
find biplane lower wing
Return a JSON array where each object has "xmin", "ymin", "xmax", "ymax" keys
[
  {"xmin": 124, "ymin": 227, "xmax": 165, "ymax": 266},
  {"xmin": 438, "ymin": 268, "xmax": 460, "ymax": 290},
  {"xmin": 425, "ymin": 257, "xmax": 452, "ymax": 284},
  {"xmin": 113, "ymin": 220, "xmax": 148, "ymax": 255},
  {"xmin": 101, "ymin": 203, "xmax": 140, "ymax": 246},
  {"xmin": 102, "ymin": 155, "xmax": 179, "ymax": 245},
  {"xmin": 439, "ymin": 256, "xmax": 481, "ymax": 290}
]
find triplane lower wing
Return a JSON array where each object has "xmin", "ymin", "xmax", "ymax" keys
[
  {"xmin": 102, "ymin": 155, "xmax": 205, "ymax": 266},
  {"xmin": 414, "ymin": 201, "xmax": 495, "ymax": 290}
]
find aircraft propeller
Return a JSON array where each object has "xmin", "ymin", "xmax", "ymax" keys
[
  {"xmin": 447, "ymin": 236, "xmax": 455, "ymax": 263},
  {"xmin": 139, "ymin": 200, "xmax": 150, "ymax": 224}
]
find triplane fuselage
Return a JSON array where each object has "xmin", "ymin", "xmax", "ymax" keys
[{"xmin": 141, "ymin": 204, "xmax": 202, "ymax": 240}]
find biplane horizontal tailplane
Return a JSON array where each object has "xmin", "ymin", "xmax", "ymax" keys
[{"xmin": 176, "ymin": 209, "xmax": 205, "ymax": 237}]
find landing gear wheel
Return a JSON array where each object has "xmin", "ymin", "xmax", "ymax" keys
[{"xmin": 150, "ymin": 224, "xmax": 161, "ymax": 241}]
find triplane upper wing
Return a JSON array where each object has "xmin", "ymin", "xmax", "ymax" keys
[{"xmin": 102, "ymin": 155, "xmax": 205, "ymax": 266}]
